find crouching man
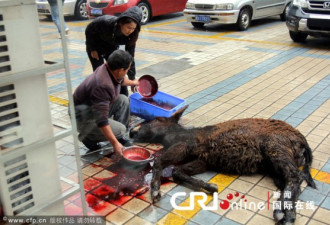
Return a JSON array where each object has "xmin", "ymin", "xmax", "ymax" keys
[{"xmin": 73, "ymin": 50, "xmax": 138, "ymax": 155}]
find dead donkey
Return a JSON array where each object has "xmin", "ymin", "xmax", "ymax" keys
[{"xmin": 130, "ymin": 105, "xmax": 316, "ymax": 225}]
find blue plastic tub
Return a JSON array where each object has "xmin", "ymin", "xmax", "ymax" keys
[{"xmin": 129, "ymin": 91, "xmax": 186, "ymax": 121}]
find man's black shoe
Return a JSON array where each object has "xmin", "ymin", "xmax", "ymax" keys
[
  {"xmin": 118, "ymin": 137, "xmax": 133, "ymax": 147},
  {"xmin": 82, "ymin": 139, "xmax": 101, "ymax": 151}
]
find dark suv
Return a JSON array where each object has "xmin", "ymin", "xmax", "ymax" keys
[{"xmin": 286, "ymin": 0, "xmax": 330, "ymax": 42}]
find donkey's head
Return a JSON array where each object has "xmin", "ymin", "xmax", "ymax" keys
[{"xmin": 130, "ymin": 105, "xmax": 188, "ymax": 144}]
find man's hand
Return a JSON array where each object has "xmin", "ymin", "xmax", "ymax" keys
[
  {"xmin": 113, "ymin": 141, "xmax": 124, "ymax": 156},
  {"xmin": 91, "ymin": 50, "xmax": 99, "ymax": 60},
  {"xmin": 99, "ymin": 125, "xmax": 124, "ymax": 156},
  {"xmin": 130, "ymin": 78, "xmax": 139, "ymax": 92},
  {"xmin": 122, "ymin": 77, "xmax": 139, "ymax": 87},
  {"xmin": 132, "ymin": 78, "xmax": 139, "ymax": 86}
]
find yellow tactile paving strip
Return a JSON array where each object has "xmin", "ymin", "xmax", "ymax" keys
[{"xmin": 49, "ymin": 95, "xmax": 69, "ymax": 107}]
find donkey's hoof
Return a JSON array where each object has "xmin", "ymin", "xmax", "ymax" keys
[
  {"xmin": 283, "ymin": 211, "xmax": 296, "ymax": 225},
  {"xmin": 151, "ymin": 190, "xmax": 161, "ymax": 203},
  {"xmin": 275, "ymin": 220, "xmax": 294, "ymax": 225},
  {"xmin": 206, "ymin": 183, "xmax": 218, "ymax": 193},
  {"xmin": 274, "ymin": 209, "xmax": 284, "ymax": 222},
  {"xmin": 283, "ymin": 222, "xmax": 294, "ymax": 225}
]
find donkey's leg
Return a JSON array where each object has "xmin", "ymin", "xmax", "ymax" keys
[
  {"xmin": 266, "ymin": 146, "xmax": 304, "ymax": 225},
  {"xmin": 274, "ymin": 175, "xmax": 302, "ymax": 225},
  {"xmin": 172, "ymin": 159, "xmax": 218, "ymax": 193},
  {"xmin": 151, "ymin": 142, "xmax": 190, "ymax": 202}
]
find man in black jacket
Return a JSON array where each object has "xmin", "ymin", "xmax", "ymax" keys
[{"xmin": 85, "ymin": 6, "xmax": 142, "ymax": 96}]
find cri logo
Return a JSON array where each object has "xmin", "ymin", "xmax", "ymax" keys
[
  {"xmin": 324, "ymin": 2, "xmax": 330, "ymax": 8},
  {"xmin": 170, "ymin": 191, "xmax": 251, "ymax": 211}
]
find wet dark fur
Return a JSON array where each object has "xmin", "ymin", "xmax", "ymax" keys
[{"xmin": 130, "ymin": 106, "xmax": 316, "ymax": 225}]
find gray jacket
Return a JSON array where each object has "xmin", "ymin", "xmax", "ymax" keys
[{"xmin": 73, "ymin": 64, "xmax": 122, "ymax": 127}]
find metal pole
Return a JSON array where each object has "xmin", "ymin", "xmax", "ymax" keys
[{"xmin": 56, "ymin": 0, "xmax": 88, "ymax": 215}]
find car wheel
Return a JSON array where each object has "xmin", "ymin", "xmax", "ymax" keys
[
  {"xmin": 280, "ymin": 4, "xmax": 290, "ymax": 21},
  {"xmin": 289, "ymin": 31, "xmax": 308, "ymax": 42},
  {"xmin": 138, "ymin": 2, "xmax": 151, "ymax": 25},
  {"xmin": 75, "ymin": 0, "xmax": 88, "ymax": 20},
  {"xmin": 237, "ymin": 8, "xmax": 251, "ymax": 31},
  {"xmin": 191, "ymin": 22, "xmax": 204, "ymax": 28}
]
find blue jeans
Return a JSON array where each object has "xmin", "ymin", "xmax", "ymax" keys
[{"xmin": 49, "ymin": 3, "xmax": 68, "ymax": 33}]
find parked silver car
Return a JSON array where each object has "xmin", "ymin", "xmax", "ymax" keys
[
  {"xmin": 36, "ymin": 0, "xmax": 88, "ymax": 20},
  {"xmin": 286, "ymin": 0, "xmax": 330, "ymax": 42},
  {"xmin": 184, "ymin": 0, "xmax": 292, "ymax": 30}
]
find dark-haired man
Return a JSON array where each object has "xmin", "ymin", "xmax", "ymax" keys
[{"xmin": 73, "ymin": 50, "xmax": 138, "ymax": 155}]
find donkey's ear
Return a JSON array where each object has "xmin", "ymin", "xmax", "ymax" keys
[{"xmin": 171, "ymin": 105, "xmax": 188, "ymax": 123}]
